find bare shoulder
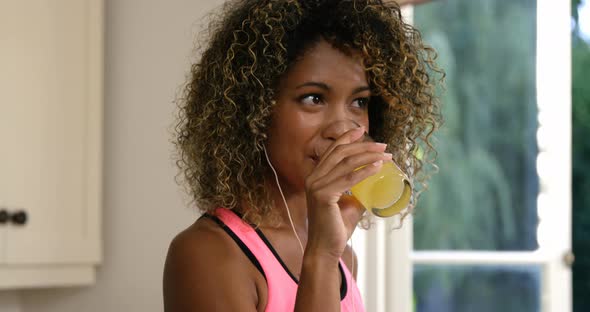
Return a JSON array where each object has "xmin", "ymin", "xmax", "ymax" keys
[{"xmin": 163, "ymin": 216, "xmax": 261, "ymax": 312}]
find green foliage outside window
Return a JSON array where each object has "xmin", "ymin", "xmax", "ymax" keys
[
  {"xmin": 414, "ymin": 0, "xmax": 538, "ymax": 252},
  {"xmin": 572, "ymin": 2, "xmax": 590, "ymax": 311},
  {"xmin": 410, "ymin": 1, "xmax": 589, "ymax": 310},
  {"xmin": 413, "ymin": 0, "xmax": 539, "ymax": 310}
]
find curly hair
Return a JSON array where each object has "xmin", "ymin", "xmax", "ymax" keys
[{"xmin": 175, "ymin": 0, "xmax": 443, "ymax": 226}]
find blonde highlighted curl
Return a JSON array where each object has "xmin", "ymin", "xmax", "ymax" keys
[{"xmin": 175, "ymin": 0, "xmax": 444, "ymax": 226}]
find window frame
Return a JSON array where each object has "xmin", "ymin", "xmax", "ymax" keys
[{"xmin": 354, "ymin": 1, "xmax": 572, "ymax": 311}]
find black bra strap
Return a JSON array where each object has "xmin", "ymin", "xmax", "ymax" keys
[
  {"xmin": 202, "ymin": 212, "xmax": 347, "ymax": 300},
  {"xmin": 339, "ymin": 262, "xmax": 348, "ymax": 300},
  {"xmin": 254, "ymin": 228, "xmax": 300, "ymax": 284},
  {"xmin": 200, "ymin": 214, "xmax": 266, "ymax": 281},
  {"xmin": 255, "ymin": 227, "xmax": 348, "ymax": 300}
]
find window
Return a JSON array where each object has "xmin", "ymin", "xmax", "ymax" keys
[{"xmin": 353, "ymin": 1, "xmax": 572, "ymax": 311}]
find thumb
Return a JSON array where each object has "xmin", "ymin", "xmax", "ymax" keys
[{"xmin": 338, "ymin": 194, "xmax": 366, "ymax": 235}]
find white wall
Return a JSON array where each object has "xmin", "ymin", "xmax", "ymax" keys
[{"xmin": 0, "ymin": 0, "xmax": 223, "ymax": 311}]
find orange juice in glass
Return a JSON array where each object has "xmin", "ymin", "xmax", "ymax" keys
[{"xmin": 350, "ymin": 136, "xmax": 412, "ymax": 217}]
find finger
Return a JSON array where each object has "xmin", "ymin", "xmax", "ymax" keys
[
  {"xmin": 316, "ymin": 126, "xmax": 366, "ymax": 168},
  {"xmin": 317, "ymin": 160, "xmax": 384, "ymax": 199},
  {"xmin": 312, "ymin": 141, "xmax": 388, "ymax": 180},
  {"xmin": 337, "ymin": 194, "xmax": 366, "ymax": 236},
  {"xmin": 314, "ymin": 151, "xmax": 393, "ymax": 189}
]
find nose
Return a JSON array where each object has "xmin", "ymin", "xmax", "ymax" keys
[{"xmin": 322, "ymin": 119, "xmax": 363, "ymax": 141}]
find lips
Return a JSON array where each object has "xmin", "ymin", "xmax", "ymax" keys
[
  {"xmin": 310, "ymin": 147, "xmax": 323, "ymax": 164},
  {"xmin": 310, "ymin": 144, "xmax": 331, "ymax": 165},
  {"xmin": 310, "ymin": 155, "xmax": 320, "ymax": 164}
]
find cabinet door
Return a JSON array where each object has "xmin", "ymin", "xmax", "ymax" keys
[
  {"xmin": 0, "ymin": 0, "xmax": 102, "ymax": 264},
  {"xmin": 0, "ymin": 205, "xmax": 5, "ymax": 261}
]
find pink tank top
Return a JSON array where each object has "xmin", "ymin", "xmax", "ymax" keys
[{"xmin": 209, "ymin": 208, "xmax": 365, "ymax": 312}]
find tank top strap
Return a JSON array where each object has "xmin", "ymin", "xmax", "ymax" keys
[
  {"xmin": 211, "ymin": 207, "xmax": 365, "ymax": 311},
  {"xmin": 338, "ymin": 258, "xmax": 366, "ymax": 312},
  {"xmin": 213, "ymin": 208, "xmax": 298, "ymax": 311}
]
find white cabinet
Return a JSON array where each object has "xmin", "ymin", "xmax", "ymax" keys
[{"xmin": 0, "ymin": 0, "xmax": 103, "ymax": 288}]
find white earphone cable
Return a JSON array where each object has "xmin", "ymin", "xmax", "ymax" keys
[
  {"xmin": 264, "ymin": 146, "xmax": 357, "ymax": 310},
  {"xmin": 263, "ymin": 146, "xmax": 305, "ymax": 256}
]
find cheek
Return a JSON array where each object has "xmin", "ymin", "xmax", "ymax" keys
[
  {"xmin": 360, "ymin": 115, "xmax": 370, "ymax": 130},
  {"xmin": 269, "ymin": 110, "xmax": 314, "ymax": 158},
  {"xmin": 266, "ymin": 108, "xmax": 318, "ymax": 184}
]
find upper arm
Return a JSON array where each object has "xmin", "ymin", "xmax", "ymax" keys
[{"xmin": 163, "ymin": 223, "xmax": 260, "ymax": 312}]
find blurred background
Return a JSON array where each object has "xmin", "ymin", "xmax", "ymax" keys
[
  {"xmin": 0, "ymin": 0, "xmax": 586, "ymax": 311},
  {"xmin": 572, "ymin": 1, "xmax": 590, "ymax": 311},
  {"xmin": 410, "ymin": 0, "xmax": 587, "ymax": 311}
]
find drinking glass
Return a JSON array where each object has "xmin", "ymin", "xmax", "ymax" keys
[{"xmin": 350, "ymin": 134, "xmax": 412, "ymax": 218}]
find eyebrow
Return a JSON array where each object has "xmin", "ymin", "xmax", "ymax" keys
[{"xmin": 295, "ymin": 81, "xmax": 371, "ymax": 94}]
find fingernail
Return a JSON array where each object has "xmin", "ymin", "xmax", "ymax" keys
[
  {"xmin": 372, "ymin": 160, "xmax": 383, "ymax": 166},
  {"xmin": 375, "ymin": 143, "xmax": 387, "ymax": 148},
  {"xmin": 384, "ymin": 153, "xmax": 393, "ymax": 159}
]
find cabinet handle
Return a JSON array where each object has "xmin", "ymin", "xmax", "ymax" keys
[
  {"xmin": 0, "ymin": 209, "xmax": 8, "ymax": 224},
  {"xmin": 11, "ymin": 210, "xmax": 27, "ymax": 225}
]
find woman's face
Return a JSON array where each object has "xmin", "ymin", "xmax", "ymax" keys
[{"xmin": 266, "ymin": 39, "xmax": 371, "ymax": 193}]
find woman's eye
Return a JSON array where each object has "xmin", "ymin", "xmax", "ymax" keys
[
  {"xmin": 300, "ymin": 94, "xmax": 323, "ymax": 106},
  {"xmin": 352, "ymin": 97, "xmax": 370, "ymax": 109}
]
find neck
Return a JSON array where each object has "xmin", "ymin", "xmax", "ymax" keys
[{"xmin": 266, "ymin": 178, "xmax": 308, "ymax": 234}]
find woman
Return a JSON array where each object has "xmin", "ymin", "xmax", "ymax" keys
[{"xmin": 164, "ymin": 0, "xmax": 442, "ymax": 311}]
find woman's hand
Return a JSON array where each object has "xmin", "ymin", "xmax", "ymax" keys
[{"xmin": 304, "ymin": 126, "xmax": 392, "ymax": 259}]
